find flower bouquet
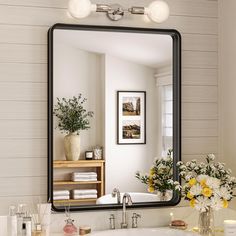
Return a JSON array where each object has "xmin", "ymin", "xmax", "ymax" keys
[
  {"xmin": 177, "ymin": 154, "xmax": 236, "ymax": 235},
  {"xmin": 136, "ymin": 150, "xmax": 180, "ymax": 201}
]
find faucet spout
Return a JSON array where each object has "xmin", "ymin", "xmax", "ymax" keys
[
  {"xmin": 112, "ymin": 188, "xmax": 121, "ymax": 204},
  {"xmin": 121, "ymin": 193, "xmax": 132, "ymax": 229}
]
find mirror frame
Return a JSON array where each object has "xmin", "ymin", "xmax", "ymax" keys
[{"xmin": 48, "ymin": 23, "xmax": 181, "ymax": 212}]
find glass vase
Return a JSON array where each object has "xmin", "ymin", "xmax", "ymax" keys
[
  {"xmin": 198, "ymin": 207, "xmax": 215, "ymax": 236},
  {"xmin": 157, "ymin": 190, "xmax": 172, "ymax": 201},
  {"xmin": 156, "ymin": 191, "xmax": 167, "ymax": 201}
]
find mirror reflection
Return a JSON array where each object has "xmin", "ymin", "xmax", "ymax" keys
[{"xmin": 51, "ymin": 26, "xmax": 178, "ymax": 210}]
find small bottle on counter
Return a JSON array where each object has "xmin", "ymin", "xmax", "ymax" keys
[
  {"xmin": 63, "ymin": 218, "xmax": 78, "ymax": 236},
  {"xmin": 79, "ymin": 226, "xmax": 91, "ymax": 235},
  {"xmin": 8, "ymin": 205, "xmax": 17, "ymax": 236},
  {"xmin": 93, "ymin": 146, "xmax": 103, "ymax": 160},
  {"xmin": 32, "ymin": 223, "xmax": 44, "ymax": 236},
  {"xmin": 85, "ymin": 151, "xmax": 93, "ymax": 160},
  {"xmin": 16, "ymin": 204, "xmax": 27, "ymax": 236},
  {"xmin": 23, "ymin": 214, "xmax": 32, "ymax": 236},
  {"xmin": 22, "ymin": 223, "xmax": 27, "ymax": 236}
]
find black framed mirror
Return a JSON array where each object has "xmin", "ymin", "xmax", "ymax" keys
[{"xmin": 48, "ymin": 24, "xmax": 181, "ymax": 212}]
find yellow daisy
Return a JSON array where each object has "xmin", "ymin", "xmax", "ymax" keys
[{"xmin": 202, "ymin": 187, "xmax": 213, "ymax": 197}]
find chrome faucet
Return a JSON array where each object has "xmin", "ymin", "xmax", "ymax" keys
[
  {"xmin": 112, "ymin": 188, "xmax": 121, "ymax": 204},
  {"xmin": 121, "ymin": 193, "xmax": 132, "ymax": 229}
]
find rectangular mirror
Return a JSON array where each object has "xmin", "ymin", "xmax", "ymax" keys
[{"xmin": 48, "ymin": 24, "xmax": 181, "ymax": 211}]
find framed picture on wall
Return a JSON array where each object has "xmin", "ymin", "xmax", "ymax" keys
[{"xmin": 117, "ymin": 91, "xmax": 146, "ymax": 144}]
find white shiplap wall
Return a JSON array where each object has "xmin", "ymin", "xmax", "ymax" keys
[{"xmin": 0, "ymin": 0, "xmax": 218, "ymax": 214}]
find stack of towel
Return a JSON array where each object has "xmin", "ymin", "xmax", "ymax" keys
[
  {"xmin": 53, "ymin": 190, "xmax": 70, "ymax": 200},
  {"xmin": 71, "ymin": 189, "xmax": 97, "ymax": 200},
  {"xmin": 71, "ymin": 172, "xmax": 97, "ymax": 182}
]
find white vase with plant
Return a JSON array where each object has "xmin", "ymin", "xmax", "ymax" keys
[
  {"xmin": 177, "ymin": 154, "xmax": 236, "ymax": 236},
  {"xmin": 53, "ymin": 94, "xmax": 94, "ymax": 161}
]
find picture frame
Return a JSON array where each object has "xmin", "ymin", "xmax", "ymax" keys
[{"xmin": 117, "ymin": 91, "xmax": 146, "ymax": 144}]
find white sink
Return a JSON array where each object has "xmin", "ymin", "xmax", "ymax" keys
[{"xmin": 89, "ymin": 227, "xmax": 198, "ymax": 236}]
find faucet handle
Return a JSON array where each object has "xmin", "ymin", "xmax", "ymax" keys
[
  {"xmin": 132, "ymin": 213, "xmax": 141, "ymax": 228},
  {"xmin": 112, "ymin": 188, "xmax": 121, "ymax": 204},
  {"xmin": 109, "ymin": 214, "xmax": 115, "ymax": 230},
  {"xmin": 132, "ymin": 213, "xmax": 141, "ymax": 218}
]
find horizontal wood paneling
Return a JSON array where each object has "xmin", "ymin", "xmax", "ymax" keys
[
  {"xmin": 0, "ymin": 176, "xmax": 47, "ymax": 196},
  {"xmin": 0, "ymin": 195, "xmax": 47, "ymax": 211},
  {"xmin": 182, "ymin": 68, "xmax": 218, "ymax": 86},
  {"xmin": 0, "ymin": 82, "xmax": 46, "ymax": 101},
  {"xmin": 0, "ymin": 44, "xmax": 46, "ymax": 63},
  {"xmin": 0, "ymin": 24, "xmax": 47, "ymax": 45},
  {"xmin": 182, "ymin": 120, "xmax": 218, "ymax": 137},
  {"xmin": 0, "ymin": 139, "xmax": 46, "ymax": 158},
  {"xmin": 0, "ymin": 0, "xmax": 68, "ymax": 8},
  {"xmin": 0, "ymin": 63, "xmax": 46, "ymax": 82},
  {"xmin": 0, "ymin": 101, "xmax": 46, "ymax": 119},
  {"xmin": 182, "ymin": 34, "xmax": 217, "ymax": 52},
  {"xmin": 182, "ymin": 137, "xmax": 218, "ymax": 154},
  {"xmin": 182, "ymin": 103, "xmax": 218, "ymax": 120},
  {"xmin": 183, "ymin": 51, "xmax": 218, "ymax": 68},
  {"xmin": 167, "ymin": 0, "xmax": 218, "ymax": 18},
  {"xmin": 0, "ymin": 120, "xmax": 46, "ymax": 138},
  {"xmin": 182, "ymin": 86, "xmax": 218, "ymax": 103},
  {"xmin": 0, "ymin": 158, "xmax": 47, "ymax": 177}
]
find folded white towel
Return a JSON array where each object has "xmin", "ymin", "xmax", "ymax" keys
[
  {"xmin": 72, "ymin": 177, "xmax": 97, "ymax": 182},
  {"xmin": 72, "ymin": 189, "xmax": 97, "ymax": 195},
  {"xmin": 72, "ymin": 172, "xmax": 97, "ymax": 176},
  {"xmin": 72, "ymin": 176, "xmax": 97, "ymax": 179},
  {"xmin": 53, "ymin": 195, "xmax": 70, "ymax": 200},
  {"xmin": 72, "ymin": 194, "xmax": 97, "ymax": 200},
  {"xmin": 72, "ymin": 175, "xmax": 97, "ymax": 179},
  {"xmin": 53, "ymin": 190, "xmax": 70, "ymax": 196}
]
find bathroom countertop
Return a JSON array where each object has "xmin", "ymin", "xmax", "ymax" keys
[{"xmin": 50, "ymin": 230, "xmax": 224, "ymax": 236}]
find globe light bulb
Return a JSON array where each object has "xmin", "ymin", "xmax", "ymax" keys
[
  {"xmin": 145, "ymin": 0, "xmax": 169, "ymax": 23},
  {"xmin": 68, "ymin": 0, "xmax": 97, "ymax": 19}
]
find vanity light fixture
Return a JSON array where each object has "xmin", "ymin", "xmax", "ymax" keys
[{"xmin": 68, "ymin": 0, "xmax": 170, "ymax": 23}]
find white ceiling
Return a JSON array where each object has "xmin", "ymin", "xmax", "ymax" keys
[{"xmin": 54, "ymin": 29, "xmax": 172, "ymax": 68}]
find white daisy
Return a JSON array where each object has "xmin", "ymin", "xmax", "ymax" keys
[
  {"xmin": 207, "ymin": 154, "xmax": 215, "ymax": 161},
  {"xmin": 210, "ymin": 196, "xmax": 223, "ymax": 211},
  {"xmin": 195, "ymin": 196, "xmax": 210, "ymax": 212},
  {"xmin": 206, "ymin": 177, "xmax": 220, "ymax": 190},
  {"xmin": 190, "ymin": 184, "xmax": 202, "ymax": 196},
  {"xmin": 218, "ymin": 186, "xmax": 232, "ymax": 200},
  {"xmin": 196, "ymin": 174, "xmax": 208, "ymax": 183}
]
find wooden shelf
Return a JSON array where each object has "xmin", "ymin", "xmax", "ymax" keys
[
  {"xmin": 54, "ymin": 160, "xmax": 105, "ymax": 168},
  {"xmin": 53, "ymin": 159, "xmax": 105, "ymax": 205},
  {"xmin": 54, "ymin": 199, "xmax": 97, "ymax": 204},
  {"xmin": 54, "ymin": 181, "xmax": 102, "ymax": 185}
]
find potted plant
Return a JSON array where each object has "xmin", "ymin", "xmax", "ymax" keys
[{"xmin": 53, "ymin": 94, "xmax": 94, "ymax": 161}]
